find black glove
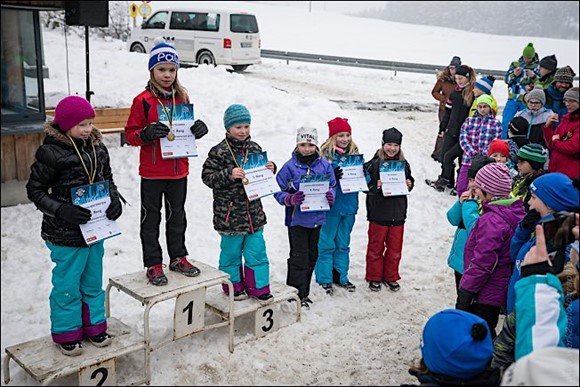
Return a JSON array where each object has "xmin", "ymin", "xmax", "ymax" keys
[
  {"xmin": 521, "ymin": 209, "xmax": 541, "ymax": 230},
  {"xmin": 56, "ymin": 203, "xmax": 92, "ymax": 225},
  {"xmin": 106, "ymin": 196, "xmax": 123, "ymax": 220},
  {"xmin": 333, "ymin": 165, "xmax": 343, "ymax": 180},
  {"xmin": 190, "ymin": 119, "xmax": 208, "ymax": 139},
  {"xmin": 139, "ymin": 121, "xmax": 170, "ymax": 143},
  {"xmin": 455, "ymin": 288, "xmax": 476, "ymax": 311}
]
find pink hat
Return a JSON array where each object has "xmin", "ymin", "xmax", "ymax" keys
[
  {"xmin": 474, "ymin": 163, "xmax": 512, "ymax": 199},
  {"xmin": 328, "ymin": 117, "xmax": 352, "ymax": 138},
  {"xmin": 54, "ymin": 96, "xmax": 96, "ymax": 132}
]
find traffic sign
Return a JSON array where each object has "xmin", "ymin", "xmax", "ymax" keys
[
  {"xmin": 139, "ymin": 2, "xmax": 152, "ymax": 18},
  {"xmin": 129, "ymin": 3, "xmax": 138, "ymax": 18}
]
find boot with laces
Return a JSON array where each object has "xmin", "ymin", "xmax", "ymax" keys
[
  {"xmin": 169, "ymin": 256, "xmax": 201, "ymax": 277},
  {"xmin": 146, "ymin": 264, "xmax": 168, "ymax": 286}
]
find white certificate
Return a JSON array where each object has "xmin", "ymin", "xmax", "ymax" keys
[
  {"xmin": 71, "ymin": 181, "xmax": 121, "ymax": 245},
  {"xmin": 299, "ymin": 174, "xmax": 330, "ymax": 212},
  {"xmin": 241, "ymin": 152, "xmax": 280, "ymax": 201},
  {"xmin": 379, "ymin": 160, "xmax": 409, "ymax": 197},
  {"xmin": 337, "ymin": 154, "xmax": 367, "ymax": 193},
  {"xmin": 159, "ymin": 103, "xmax": 198, "ymax": 159}
]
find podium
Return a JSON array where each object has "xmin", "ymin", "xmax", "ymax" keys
[
  {"xmin": 105, "ymin": 261, "xmax": 235, "ymax": 352},
  {"xmin": 3, "ymin": 317, "xmax": 148, "ymax": 386}
]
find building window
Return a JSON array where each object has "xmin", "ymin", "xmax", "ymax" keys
[{"xmin": 1, "ymin": 7, "xmax": 45, "ymax": 126}]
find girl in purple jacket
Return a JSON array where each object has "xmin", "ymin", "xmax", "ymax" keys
[
  {"xmin": 455, "ymin": 163, "xmax": 525, "ymax": 339},
  {"xmin": 274, "ymin": 127, "xmax": 336, "ymax": 310}
]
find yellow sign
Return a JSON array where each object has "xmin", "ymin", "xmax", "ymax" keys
[
  {"xmin": 139, "ymin": 2, "xmax": 152, "ymax": 18},
  {"xmin": 129, "ymin": 3, "xmax": 138, "ymax": 18}
]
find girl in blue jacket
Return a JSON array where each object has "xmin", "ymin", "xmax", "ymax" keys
[
  {"xmin": 274, "ymin": 127, "xmax": 336, "ymax": 309},
  {"xmin": 314, "ymin": 117, "xmax": 360, "ymax": 295}
]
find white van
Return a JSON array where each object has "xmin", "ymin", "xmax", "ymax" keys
[{"xmin": 127, "ymin": 7, "xmax": 261, "ymax": 72}]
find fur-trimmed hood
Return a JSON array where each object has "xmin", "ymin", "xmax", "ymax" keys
[{"xmin": 44, "ymin": 120, "xmax": 103, "ymax": 145}]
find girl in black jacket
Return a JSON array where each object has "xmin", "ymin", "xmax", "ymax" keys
[{"xmin": 26, "ymin": 96, "xmax": 122, "ymax": 356}]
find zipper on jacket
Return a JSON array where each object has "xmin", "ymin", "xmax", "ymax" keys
[
  {"xmin": 246, "ymin": 199, "xmax": 254, "ymax": 234},
  {"xmin": 174, "ymin": 159, "xmax": 178, "ymax": 176},
  {"xmin": 151, "ymin": 142, "xmax": 157, "ymax": 164},
  {"xmin": 225, "ymin": 202, "xmax": 233, "ymax": 223}
]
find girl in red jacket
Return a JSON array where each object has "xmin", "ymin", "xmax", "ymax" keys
[
  {"xmin": 543, "ymin": 87, "xmax": 579, "ymax": 179},
  {"xmin": 124, "ymin": 39, "xmax": 209, "ymax": 285}
]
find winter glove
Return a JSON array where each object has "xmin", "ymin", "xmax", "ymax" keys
[
  {"xmin": 284, "ymin": 191, "xmax": 305, "ymax": 207},
  {"xmin": 455, "ymin": 288, "xmax": 476, "ymax": 311},
  {"xmin": 333, "ymin": 165, "xmax": 343, "ymax": 180},
  {"xmin": 326, "ymin": 191, "xmax": 335, "ymax": 206},
  {"xmin": 106, "ymin": 196, "xmax": 123, "ymax": 220},
  {"xmin": 139, "ymin": 121, "xmax": 170, "ymax": 143},
  {"xmin": 520, "ymin": 209, "xmax": 541, "ymax": 230},
  {"xmin": 190, "ymin": 119, "xmax": 209, "ymax": 139},
  {"xmin": 56, "ymin": 203, "xmax": 92, "ymax": 225}
]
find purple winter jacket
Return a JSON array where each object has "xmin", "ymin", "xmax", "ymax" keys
[
  {"xmin": 459, "ymin": 198, "xmax": 526, "ymax": 307},
  {"xmin": 274, "ymin": 151, "xmax": 336, "ymax": 228}
]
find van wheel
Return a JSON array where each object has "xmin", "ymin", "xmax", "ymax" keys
[
  {"xmin": 130, "ymin": 43, "xmax": 146, "ymax": 54},
  {"xmin": 232, "ymin": 65, "xmax": 249, "ymax": 72},
  {"xmin": 197, "ymin": 51, "xmax": 215, "ymax": 66}
]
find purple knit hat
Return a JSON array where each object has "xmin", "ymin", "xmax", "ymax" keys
[
  {"xmin": 54, "ymin": 96, "xmax": 96, "ymax": 132},
  {"xmin": 474, "ymin": 163, "xmax": 512, "ymax": 199}
]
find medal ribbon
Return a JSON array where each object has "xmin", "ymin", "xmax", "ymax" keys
[{"xmin": 68, "ymin": 136, "xmax": 97, "ymax": 184}]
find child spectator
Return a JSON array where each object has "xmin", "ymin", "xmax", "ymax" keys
[
  {"xmin": 468, "ymin": 75, "xmax": 498, "ymax": 117},
  {"xmin": 513, "ymin": 85, "xmax": 553, "ymax": 147},
  {"xmin": 201, "ymin": 104, "xmax": 275, "ymax": 304},
  {"xmin": 26, "ymin": 96, "xmax": 123, "ymax": 355},
  {"xmin": 430, "ymin": 55, "xmax": 460, "ymax": 162},
  {"xmin": 446, "ymin": 156, "xmax": 495, "ymax": 292},
  {"xmin": 457, "ymin": 94, "xmax": 502, "ymax": 195},
  {"xmin": 124, "ymin": 39, "xmax": 208, "ymax": 286},
  {"xmin": 543, "ymin": 87, "xmax": 579, "ymax": 179},
  {"xmin": 405, "ymin": 309, "xmax": 500, "ymax": 386},
  {"xmin": 315, "ymin": 117, "xmax": 360, "ymax": 294},
  {"xmin": 534, "ymin": 54, "xmax": 558, "ymax": 89},
  {"xmin": 456, "ymin": 163, "xmax": 526, "ymax": 338},
  {"xmin": 511, "ymin": 143, "xmax": 548, "ymax": 210},
  {"xmin": 501, "ymin": 43, "xmax": 540, "ymax": 138},
  {"xmin": 274, "ymin": 127, "xmax": 336, "ymax": 309},
  {"xmin": 363, "ymin": 127, "xmax": 414, "ymax": 292}
]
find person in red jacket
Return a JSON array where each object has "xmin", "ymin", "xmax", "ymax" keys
[
  {"xmin": 124, "ymin": 39, "xmax": 209, "ymax": 285},
  {"xmin": 543, "ymin": 87, "xmax": 579, "ymax": 179}
]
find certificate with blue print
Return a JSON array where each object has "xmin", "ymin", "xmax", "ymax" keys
[
  {"xmin": 159, "ymin": 103, "xmax": 198, "ymax": 159},
  {"xmin": 299, "ymin": 174, "xmax": 330, "ymax": 212},
  {"xmin": 71, "ymin": 181, "xmax": 121, "ymax": 245},
  {"xmin": 238, "ymin": 152, "xmax": 280, "ymax": 201},
  {"xmin": 379, "ymin": 160, "xmax": 409, "ymax": 197},
  {"xmin": 336, "ymin": 154, "xmax": 367, "ymax": 193}
]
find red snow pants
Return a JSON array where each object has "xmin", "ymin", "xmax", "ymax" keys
[{"xmin": 365, "ymin": 222, "xmax": 405, "ymax": 282}]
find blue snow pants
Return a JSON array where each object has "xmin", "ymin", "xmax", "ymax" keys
[
  {"xmin": 46, "ymin": 241, "xmax": 107, "ymax": 344},
  {"xmin": 315, "ymin": 214, "xmax": 356, "ymax": 285},
  {"xmin": 219, "ymin": 229, "xmax": 270, "ymax": 297}
]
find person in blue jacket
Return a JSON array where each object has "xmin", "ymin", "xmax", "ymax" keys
[
  {"xmin": 274, "ymin": 126, "xmax": 336, "ymax": 310},
  {"xmin": 315, "ymin": 117, "xmax": 360, "ymax": 295}
]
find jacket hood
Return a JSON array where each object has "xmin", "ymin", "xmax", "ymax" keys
[
  {"xmin": 44, "ymin": 120, "xmax": 103, "ymax": 145},
  {"xmin": 482, "ymin": 198, "xmax": 525, "ymax": 229}
]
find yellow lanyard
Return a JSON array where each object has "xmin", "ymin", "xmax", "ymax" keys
[
  {"xmin": 155, "ymin": 89, "xmax": 175, "ymax": 128},
  {"xmin": 68, "ymin": 135, "xmax": 97, "ymax": 184}
]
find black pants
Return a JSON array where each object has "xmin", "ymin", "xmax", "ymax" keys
[
  {"xmin": 470, "ymin": 303, "xmax": 501, "ymax": 340},
  {"xmin": 454, "ymin": 270, "xmax": 462, "ymax": 292},
  {"xmin": 287, "ymin": 225, "xmax": 320, "ymax": 299},
  {"xmin": 141, "ymin": 178, "xmax": 188, "ymax": 268},
  {"xmin": 439, "ymin": 135, "xmax": 463, "ymax": 186}
]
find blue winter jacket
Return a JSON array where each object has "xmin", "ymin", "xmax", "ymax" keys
[
  {"xmin": 274, "ymin": 151, "xmax": 336, "ymax": 228},
  {"xmin": 326, "ymin": 151, "xmax": 359, "ymax": 216},
  {"xmin": 446, "ymin": 199, "xmax": 480, "ymax": 274},
  {"xmin": 545, "ymin": 84, "xmax": 567, "ymax": 124},
  {"xmin": 507, "ymin": 223, "xmax": 537, "ymax": 314}
]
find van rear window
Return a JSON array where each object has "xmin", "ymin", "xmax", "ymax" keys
[
  {"xmin": 169, "ymin": 12, "xmax": 220, "ymax": 31},
  {"xmin": 230, "ymin": 14, "xmax": 258, "ymax": 33}
]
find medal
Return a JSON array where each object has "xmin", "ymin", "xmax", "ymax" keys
[
  {"xmin": 242, "ymin": 177, "xmax": 249, "ymax": 185},
  {"xmin": 167, "ymin": 132, "xmax": 175, "ymax": 141},
  {"xmin": 155, "ymin": 89, "xmax": 175, "ymax": 140},
  {"xmin": 225, "ymin": 138, "xmax": 249, "ymax": 187}
]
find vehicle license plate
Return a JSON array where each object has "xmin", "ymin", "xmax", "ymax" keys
[{"xmin": 241, "ymin": 42, "xmax": 252, "ymax": 48}]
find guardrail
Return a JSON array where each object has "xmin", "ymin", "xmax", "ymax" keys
[{"xmin": 261, "ymin": 49, "xmax": 504, "ymax": 79}]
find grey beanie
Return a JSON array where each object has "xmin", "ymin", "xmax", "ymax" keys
[
  {"xmin": 524, "ymin": 85, "xmax": 546, "ymax": 106},
  {"xmin": 564, "ymin": 87, "xmax": 579, "ymax": 103}
]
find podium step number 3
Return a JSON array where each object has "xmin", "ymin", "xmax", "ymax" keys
[{"xmin": 255, "ymin": 304, "xmax": 281, "ymax": 338}]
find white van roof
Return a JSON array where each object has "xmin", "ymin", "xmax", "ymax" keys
[{"xmin": 152, "ymin": 7, "xmax": 256, "ymax": 15}]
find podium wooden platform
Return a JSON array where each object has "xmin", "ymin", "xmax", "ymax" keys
[
  {"xmin": 105, "ymin": 261, "xmax": 235, "ymax": 352},
  {"xmin": 3, "ymin": 317, "xmax": 148, "ymax": 386},
  {"xmin": 205, "ymin": 281, "xmax": 301, "ymax": 344}
]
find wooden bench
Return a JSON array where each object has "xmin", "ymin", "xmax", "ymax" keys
[{"xmin": 46, "ymin": 107, "xmax": 130, "ymax": 145}]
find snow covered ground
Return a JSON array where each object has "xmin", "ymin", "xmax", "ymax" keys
[{"xmin": 1, "ymin": 1, "xmax": 578, "ymax": 385}]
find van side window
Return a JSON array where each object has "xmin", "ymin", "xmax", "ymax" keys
[
  {"xmin": 230, "ymin": 14, "xmax": 259, "ymax": 33},
  {"xmin": 142, "ymin": 11, "xmax": 168, "ymax": 29},
  {"xmin": 168, "ymin": 12, "xmax": 220, "ymax": 31}
]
